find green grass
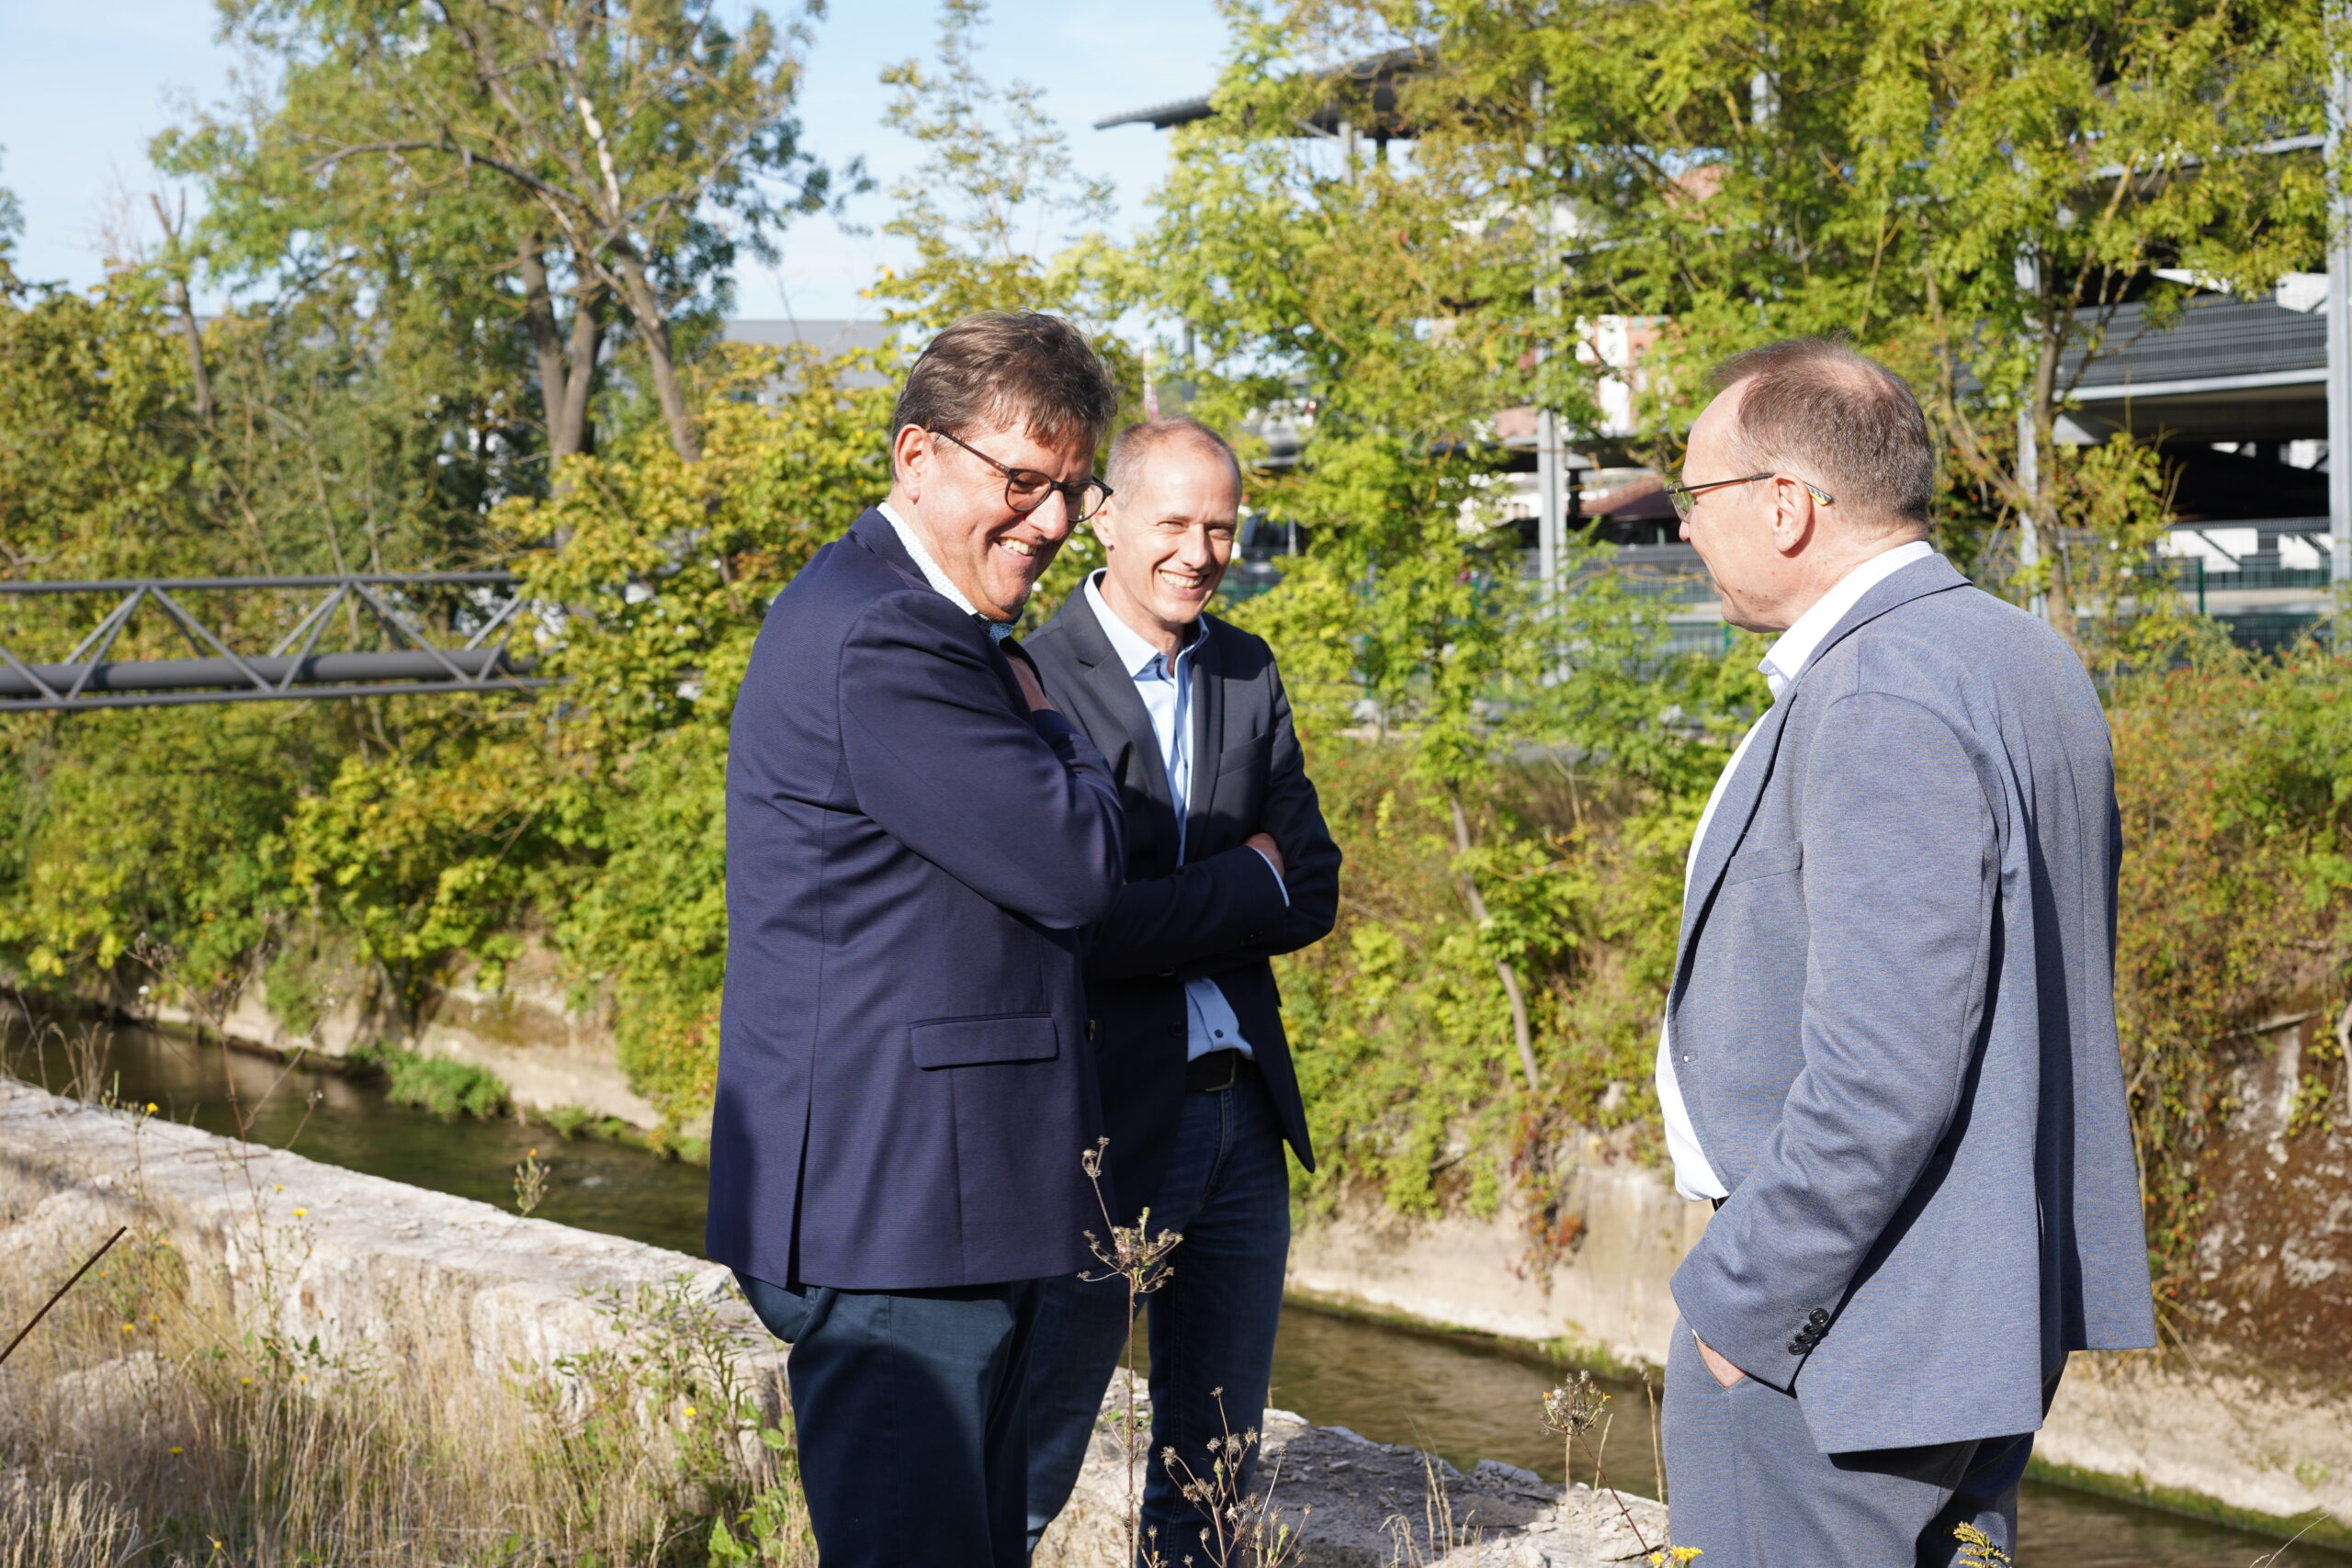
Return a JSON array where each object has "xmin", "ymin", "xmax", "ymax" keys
[{"xmin": 366, "ymin": 1046, "xmax": 510, "ymax": 1121}]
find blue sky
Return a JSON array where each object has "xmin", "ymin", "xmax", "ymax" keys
[{"xmin": 0, "ymin": 0, "xmax": 1230, "ymax": 319}]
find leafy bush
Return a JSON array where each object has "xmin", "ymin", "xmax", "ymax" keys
[{"xmin": 370, "ymin": 1046, "xmax": 511, "ymax": 1121}]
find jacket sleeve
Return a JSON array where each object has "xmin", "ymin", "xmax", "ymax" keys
[
  {"xmin": 1175, "ymin": 666, "xmax": 1341, "ymax": 977},
  {"xmin": 1670, "ymin": 692, "xmax": 1996, "ymax": 1393},
  {"xmin": 1090, "ymin": 661, "xmax": 1343, "ymax": 979},
  {"xmin": 839, "ymin": 591, "xmax": 1126, "ymax": 931}
]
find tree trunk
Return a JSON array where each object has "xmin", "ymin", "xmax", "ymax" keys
[
  {"xmin": 612, "ymin": 246, "xmax": 700, "ymax": 462},
  {"xmin": 1449, "ymin": 790, "xmax": 1542, "ymax": 1093},
  {"xmin": 518, "ymin": 238, "xmax": 603, "ymax": 460},
  {"xmin": 148, "ymin": 194, "xmax": 211, "ymax": 423},
  {"xmin": 2027, "ymin": 327, "xmax": 2076, "ymax": 637}
]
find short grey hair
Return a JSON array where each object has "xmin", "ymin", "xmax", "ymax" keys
[
  {"xmin": 1105, "ymin": 416, "xmax": 1243, "ymax": 499},
  {"xmin": 1708, "ymin": 339, "xmax": 1934, "ymax": 529}
]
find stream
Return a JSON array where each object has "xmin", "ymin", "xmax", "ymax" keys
[{"xmin": 6, "ymin": 1020, "xmax": 2332, "ymax": 1567}]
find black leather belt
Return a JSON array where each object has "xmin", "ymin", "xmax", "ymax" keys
[{"xmin": 1185, "ymin": 1049, "xmax": 1244, "ymax": 1092}]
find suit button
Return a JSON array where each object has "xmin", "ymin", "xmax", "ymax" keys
[
  {"xmin": 1165, "ymin": 1024, "xmax": 1182, "ymax": 1039},
  {"xmin": 1787, "ymin": 1340, "xmax": 1804, "ymax": 1355},
  {"xmin": 1807, "ymin": 1308, "xmax": 1829, "ymax": 1326}
]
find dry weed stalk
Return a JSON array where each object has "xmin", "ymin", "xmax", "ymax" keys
[
  {"xmin": 0, "ymin": 1153, "xmax": 815, "ymax": 1565},
  {"xmin": 1080, "ymin": 1138, "xmax": 1183, "ymax": 1567},
  {"xmin": 1542, "ymin": 1371, "xmax": 1697, "ymax": 1566},
  {"xmin": 1157, "ymin": 1388, "xmax": 1308, "ymax": 1567}
]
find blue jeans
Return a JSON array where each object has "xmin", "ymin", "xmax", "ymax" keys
[
  {"xmin": 1023, "ymin": 1066, "xmax": 1292, "ymax": 1561},
  {"xmin": 736, "ymin": 1271, "xmax": 1040, "ymax": 1568}
]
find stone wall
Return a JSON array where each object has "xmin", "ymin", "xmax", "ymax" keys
[{"xmin": 0, "ymin": 1078, "xmax": 1667, "ymax": 1568}]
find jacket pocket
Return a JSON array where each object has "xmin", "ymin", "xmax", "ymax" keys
[
  {"xmin": 910, "ymin": 1012, "xmax": 1060, "ymax": 1069},
  {"xmin": 1723, "ymin": 840, "xmax": 1804, "ymax": 886}
]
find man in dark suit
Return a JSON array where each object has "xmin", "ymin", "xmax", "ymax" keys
[
  {"xmin": 707, "ymin": 312, "xmax": 1128, "ymax": 1567},
  {"xmin": 1020, "ymin": 417, "xmax": 1341, "ymax": 1560}
]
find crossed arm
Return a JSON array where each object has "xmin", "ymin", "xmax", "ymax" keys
[{"xmin": 1088, "ymin": 669, "xmax": 1341, "ymax": 980}]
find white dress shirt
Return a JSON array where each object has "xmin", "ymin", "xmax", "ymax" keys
[
  {"xmin": 1657, "ymin": 538, "xmax": 1938, "ymax": 1201},
  {"xmin": 1082, "ymin": 572, "xmax": 1287, "ymax": 1062},
  {"xmin": 877, "ymin": 501, "xmax": 1011, "ymax": 641}
]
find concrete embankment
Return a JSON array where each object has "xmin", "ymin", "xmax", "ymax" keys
[
  {"xmin": 1288, "ymin": 1048, "xmax": 2352, "ymax": 1549},
  {"xmin": 79, "ymin": 965, "xmax": 2352, "ymax": 1546},
  {"xmin": 0, "ymin": 1079, "xmax": 1661, "ymax": 1567},
  {"xmin": 132, "ymin": 940, "xmax": 663, "ymax": 1131}
]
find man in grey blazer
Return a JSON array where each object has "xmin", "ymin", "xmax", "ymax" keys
[{"xmin": 1657, "ymin": 339, "xmax": 2155, "ymax": 1566}]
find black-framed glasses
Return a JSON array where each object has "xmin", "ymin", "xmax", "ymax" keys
[
  {"xmin": 1664, "ymin": 472, "xmax": 1834, "ymax": 522},
  {"xmin": 933, "ymin": 429, "xmax": 1114, "ymax": 523}
]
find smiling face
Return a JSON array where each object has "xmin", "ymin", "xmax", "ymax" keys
[
  {"xmin": 1093, "ymin": 436, "xmax": 1243, "ymax": 656},
  {"xmin": 888, "ymin": 415, "xmax": 1097, "ymax": 622}
]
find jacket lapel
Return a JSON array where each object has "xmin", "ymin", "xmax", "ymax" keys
[
  {"xmin": 1183, "ymin": 621, "xmax": 1225, "ymax": 856},
  {"xmin": 1044, "ymin": 584, "xmax": 1184, "ymax": 872},
  {"xmin": 1671, "ymin": 554, "xmax": 1971, "ymax": 996}
]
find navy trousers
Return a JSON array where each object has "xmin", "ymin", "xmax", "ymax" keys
[
  {"xmin": 1664, "ymin": 1319, "xmax": 2050, "ymax": 1568},
  {"xmin": 1023, "ymin": 1066, "xmax": 1292, "ymax": 1562},
  {"xmin": 736, "ymin": 1271, "xmax": 1042, "ymax": 1568}
]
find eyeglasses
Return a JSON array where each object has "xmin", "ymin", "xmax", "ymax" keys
[
  {"xmin": 1664, "ymin": 472, "xmax": 1835, "ymax": 522},
  {"xmin": 932, "ymin": 429, "xmax": 1114, "ymax": 523}
]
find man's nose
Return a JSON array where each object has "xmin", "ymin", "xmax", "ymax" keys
[
  {"xmin": 1178, "ymin": 525, "xmax": 1219, "ymax": 569},
  {"xmin": 1025, "ymin": 491, "xmax": 1077, "ymax": 542}
]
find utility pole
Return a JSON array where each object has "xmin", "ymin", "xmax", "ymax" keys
[
  {"xmin": 2015, "ymin": 245, "xmax": 2049, "ymax": 625},
  {"xmin": 1536, "ymin": 406, "xmax": 1564, "ymax": 596},
  {"xmin": 2328, "ymin": 0, "xmax": 2352, "ymax": 635}
]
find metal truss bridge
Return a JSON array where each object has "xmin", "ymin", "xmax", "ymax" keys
[{"xmin": 0, "ymin": 572, "xmax": 548, "ymax": 713}]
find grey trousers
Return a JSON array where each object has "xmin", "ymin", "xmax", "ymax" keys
[{"xmin": 1663, "ymin": 1321, "xmax": 2048, "ymax": 1568}]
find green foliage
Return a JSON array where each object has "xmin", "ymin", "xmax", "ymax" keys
[
  {"xmin": 370, "ymin": 1044, "xmax": 512, "ymax": 1120},
  {"xmin": 164, "ymin": 0, "xmax": 840, "ymax": 465},
  {"xmin": 2106, "ymin": 648, "xmax": 2352, "ymax": 1296},
  {"xmin": 505, "ymin": 344, "xmax": 899, "ymax": 1120},
  {"xmin": 876, "ymin": 0, "xmax": 1119, "ymax": 328}
]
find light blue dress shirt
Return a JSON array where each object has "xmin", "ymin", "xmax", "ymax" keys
[{"xmin": 1082, "ymin": 572, "xmax": 1286, "ymax": 1062}]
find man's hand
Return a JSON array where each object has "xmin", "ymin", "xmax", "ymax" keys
[
  {"xmin": 1245, "ymin": 830, "xmax": 1286, "ymax": 880},
  {"xmin": 1693, "ymin": 1332, "xmax": 1746, "ymax": 1389},
  {"xmin": 1009, "ymin": 656, "xmax": 1055, "ymax": 714}
]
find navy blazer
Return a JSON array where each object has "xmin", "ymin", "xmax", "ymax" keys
[
  {"xmin": 707, "ymin": 509, "xmax": 1127, "ymax": 1291},
  {"xmin": 1025, "ymin": 586, "xmax": 1340, "ymax": 1224}
]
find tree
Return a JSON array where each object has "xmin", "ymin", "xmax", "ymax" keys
[
  {"xmin": 875, "ymin": 0, "xmax": 1119, "ymax": 329},
  {"xmin": 166, "ymin": 0, "xmax": 841, "ymax": 464},
  {"xmin": 0, "ymin": 148, "xmax": 21, "ymax": 269},
  {"xmin": 1381, "ymin": 0, "xmax": 2327, "ymax": 633}
]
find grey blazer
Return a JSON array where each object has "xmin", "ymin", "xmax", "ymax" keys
[{"xmin": 1668, "ymin": 553, "xmax": 2156, "ymax": 1455}]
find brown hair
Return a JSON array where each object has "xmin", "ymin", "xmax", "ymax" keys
[
  {"xmin": 1105, "ymin": 416, "xmax": 1243, "ymax": 497},
  {"xmin": 1708, "ymin": 338, "xmax": 1934, "ymax": 529},
  {"xmin": 890, "ymin": 312, "xmax": 1120, "ymax": 465}
]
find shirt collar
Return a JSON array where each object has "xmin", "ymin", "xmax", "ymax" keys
[
  {"xmin": 1760, "ymin": 538, "xmax": 1936, "ymax": 695},
  {"xmin": 877, "ymin": 500, "xmax": 1012, "ymax": 642},
  {"xmin": 1083, "ymin": 570, "xmax": 1203, "ymax": 679}
]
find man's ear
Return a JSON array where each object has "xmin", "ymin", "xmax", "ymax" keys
[
  {"xmin": 892, "ymin": 424, "xmax": 930, "ymax": 502},
  {"xmin": 1769, "ymin": 474, "xmax": 1817, "ymax": 557}
]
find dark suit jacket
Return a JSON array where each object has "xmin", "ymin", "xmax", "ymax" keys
[
  {"xmin": 707, "ymin": 509, "xmax": 1127, "ymax": 1292},
  {"xmin": 1025, "ymin": 581, "xmax": 1340, "ymax": 1224}
]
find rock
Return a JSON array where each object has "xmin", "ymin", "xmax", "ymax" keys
[{"xmin": 1035, "ymin": 1373, "xmax": 1670, "ymax": 1567}]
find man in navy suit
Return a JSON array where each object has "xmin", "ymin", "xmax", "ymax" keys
[
  {"xmin": 707, "ymin": 312, "xmax": 1128, "ymax": 1567},
  {"xmin": 1020, "ymin": 418, "xmax": 1341, "ymax": 1560}
]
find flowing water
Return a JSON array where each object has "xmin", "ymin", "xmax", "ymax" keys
[{"xmin": 5, "ymin": 1020, "xmax": 2333, "ymax": 1567}]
